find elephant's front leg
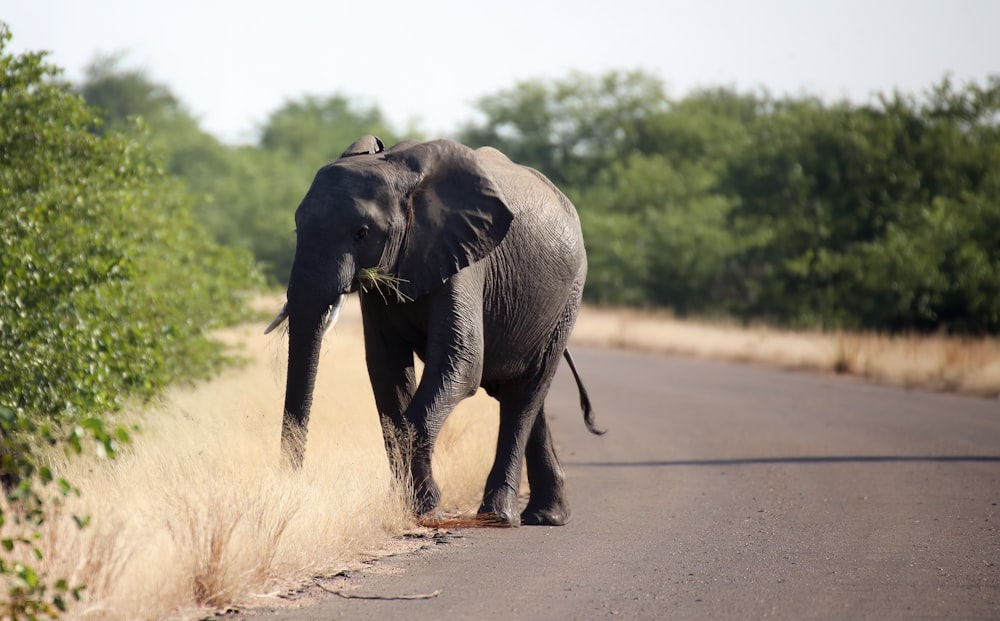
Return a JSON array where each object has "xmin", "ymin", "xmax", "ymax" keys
[
  {"xmin": 366, "ymin": 289, "xmax": 485, "ymax": 517},
  {"xmin": 362, "ymin": 310, "xmax": 420, "ymax": 504},
  {"xmin": 403, "ymin": 287, "xmax": 487, "ymax": 516},
  {"xmin": 400, "ymin": 343, "xmax": 484, "ymax": 516}
]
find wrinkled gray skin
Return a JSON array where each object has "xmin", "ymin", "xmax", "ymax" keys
[{"xmin": 268, "ymin": 136, "xmax": 602, "ymax": 526}]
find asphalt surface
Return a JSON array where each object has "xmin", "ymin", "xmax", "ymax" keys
[{"xmin": 241, "ymin": 348, "xmax": 1000, "ymax": 620}]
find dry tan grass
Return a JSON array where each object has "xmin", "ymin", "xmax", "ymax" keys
[
  {"xmin": 21, "ymin": 297, "xmax": 498, "ymax": 620},
  {"xmin": 571, "ymin": 306, "xmax": 1000, "ymax": 397},
  {"xmin": 18, "ymin": 297, "xmax": 998, "ymax": 619}
]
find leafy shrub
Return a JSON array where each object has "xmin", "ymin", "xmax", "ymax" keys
[
  {"xmin": 462, "ymin": 70, "xmax": 1000, "ymax": 334},
  {"xmin": 77, "ymin": 59, "xmax": 408, "ymax": 284},
  {"xmin": 0, "ymin": 25, "xmax": 260, "ymax": 617}
]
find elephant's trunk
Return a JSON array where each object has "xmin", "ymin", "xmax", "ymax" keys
[{"xmin": 281, "ymin": 294, "xmax": 344, "ymax": 468}]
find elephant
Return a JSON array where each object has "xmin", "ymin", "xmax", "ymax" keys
[{"xmin": 265, "ymin": 135, "xmax": 602, "ymax": 526}]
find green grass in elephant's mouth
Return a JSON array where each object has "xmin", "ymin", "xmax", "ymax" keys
[{"xmin": 356, "ymin": 266, "xmax": 411, "ymax": 303}]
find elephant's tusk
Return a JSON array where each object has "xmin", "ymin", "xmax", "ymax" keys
[
  {"xmin": 264, "ymin": 305, "xmax": 289, "ymax": 335},
  {"xmin": 320, "ymin": 297, "xmax": 345, "ymax": 339},
  {"xmin": 264, "ymin": 298, "xmax": 343, "ymax": 337}
]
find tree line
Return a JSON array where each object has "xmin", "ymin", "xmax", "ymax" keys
[
  {"xmin": 80, "ymin": 62, "xmax": 1000, "ymax": 335},
  {"xmin": 460, "ymin": 71, "xmax": 1000, "ymax": 334}
]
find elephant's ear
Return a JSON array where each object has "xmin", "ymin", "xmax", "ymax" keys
[{"xmin": 389, "ymin": 140, "xmax": 514, "ymax": 300}]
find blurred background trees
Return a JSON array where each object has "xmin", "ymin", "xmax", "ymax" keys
[
  {"xmin": 77, "ymin": 56, "xmax": 405, "ymax": 283},
  {"xmin": 457, "ymin": 72, "xmax": 999, "ymax": 334},
  {"xmin": 66, "ymin": 48, "xmax": 1000, "ymax": 337}
]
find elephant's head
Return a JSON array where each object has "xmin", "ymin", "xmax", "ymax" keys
[{"xmin": 267, "ymin": 137, "xmax": 514, "ymax": 466}]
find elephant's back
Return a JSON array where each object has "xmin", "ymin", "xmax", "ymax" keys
[
  {"xmin": 474, "ymin": 146, "xmax": 582, "ymax": 224},
  {"xmin": 476, "ymin": 147, "xmax": 585, "ymax": 269},
  {"xmin": 475, "ymin": 148, "xmax": 587, "ymax": 376}
]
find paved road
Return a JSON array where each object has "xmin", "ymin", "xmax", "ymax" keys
[{"xmin": 245, "ymin": 348, "xmax": 1000, "ymax": 620}]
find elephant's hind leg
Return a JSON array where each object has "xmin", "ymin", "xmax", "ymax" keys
[
  {"xmin": 520, "ymin": 298, "xmax": 579, "ymax": 525},
  {"xmin": 522, "ymin": 406, "xmax": 570, "ymax": 525},
  {"xmin": 479, "ymin": 387, "xmax": 543, "ymax": 526},
  {"xmin": 480, "ymin": 377, "xmax": 568, "ymax": 526}
]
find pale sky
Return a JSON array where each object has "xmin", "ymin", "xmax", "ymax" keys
[{"xmin": 5, "ymin": 0, "xmax": 999, "ymax": 144}]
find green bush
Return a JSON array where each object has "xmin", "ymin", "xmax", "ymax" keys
[
  {"xmin": 70, "ymin": 61, "xmax": 1000, "ymax": 333},
  {"xmin": 462, "ymin": 71, "xmax": 1000, "ymax": 334},
  {"xmin": 723, "ymin": 83, "xmax": 1000, "ymax": 332},
  {"xmin": 576, "ymin": 154, "xmax": 736, "ymax": 314},
  {"xmin": 0, "ymin": 26, "xmax": 260, "ymax": 617},
  {"xmin": 77, "ymin": 60, "xmax": 409, "ymax": 284}
]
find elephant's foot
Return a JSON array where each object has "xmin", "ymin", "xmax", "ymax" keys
[
  {"xmin": 475, "ymin": 510, "xmax": 520, "ymax": 527},
  {"xmin": 410, "ymin": 475, "xmax": 442, "ymax": 517},
  {"xmin": 521, "ymin": 505, "xmax": 570, "ymax": 526},
  {"xmin": 478, "ymin": 490, "xmax": 521, "ymax": 527},
  {"xmin": 521, "ymin": 497, "xmax": 570, "ymax": 526}
]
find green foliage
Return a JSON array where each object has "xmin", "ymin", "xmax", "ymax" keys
[
  {"xmin": 260, "ymin": 95, "xmax": 398, "ymax": 161},
  {"xmin": 74, "ymin": 58, "xmax": 999, "ymax": 334},
  {"xmin": 1, "ymin": 58, "xmax": 258, "ymax": 417},
  {"xmin": 237, "ymin": 95, "xmax": 406, "ymax": 282},
  {"xmin": 78, "ymin": 54, "xmax": 226, "ymax": 192},
  {"xmin": 461, "ymin": 70, "xmax": 669, "ymax": 188},
  {"xmin": 723, "ymin": 80, "xmax": 1000, "ymax": 332},
  {"xmin": 0, "ymin": 26, "xmax": 260, "ymax": 616},
  {"xmin": 578, "ymin": 154, "xmax": 736, "ymax": 313},
  {"xmin": 77, "ymin": 62, "xmax": 408, "ymax": 284},
  {"xmin": 0, "ymin": 403, "xmax": 87, "ymax": 619},
  {"xmin": 463, "ymin": 70, "xmax": 1000, "ymax": 334}
]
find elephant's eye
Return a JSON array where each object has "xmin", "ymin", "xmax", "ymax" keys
[{"xmin": 353, "ymin": 225, "xmax": 369, "ymax": 243}]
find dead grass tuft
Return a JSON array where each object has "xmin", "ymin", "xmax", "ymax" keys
[
  {"xmin": 827, "ymin": 331, "xmax": 1000, "ymax": 395},
  {"xmin": 571, "ymin": 306, "xmax": 1000, "ymax": 397}
]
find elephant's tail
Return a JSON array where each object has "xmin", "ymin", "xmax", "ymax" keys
[{"xmin": 563, "ymin": 349, "xmax": 605, "ymax": 436}]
